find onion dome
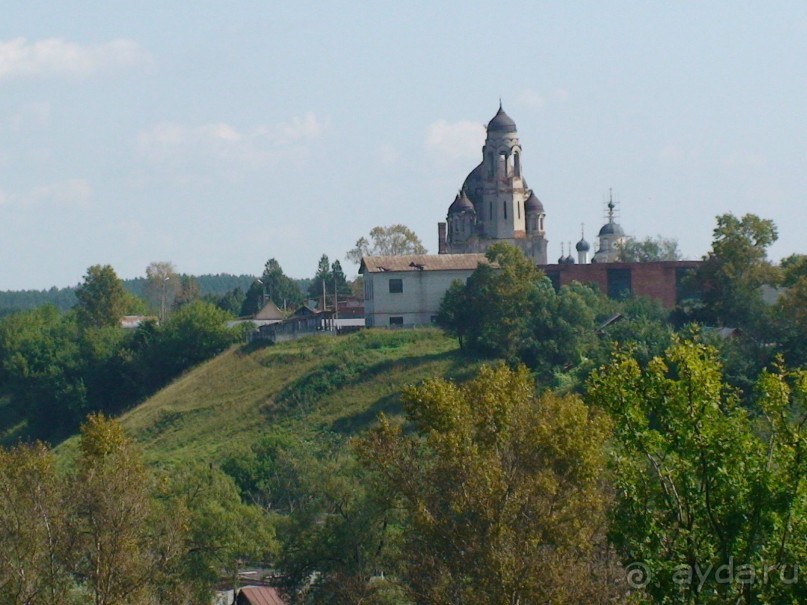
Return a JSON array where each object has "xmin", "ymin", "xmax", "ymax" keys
[
  {"xmin": 576, "ymin": 237, "xmax": 590, "ymax": 252},
  {"xmin": 564, "ymin": 255, "xmax": 576, "ymax": 264},
  {"xmin": 448, "ymin": 190, "xmax": 475, "ymax": 215},
  {"xmin": 524, "ymin": 191, "xmax": 544, "ymax": 214},
  {"xmin": 487, "ymin": 103, "xmax": 517, "ymax": 132},
  {"xmin": 558, "ymin": 243, "xmax": 566, "ymax": 264},
  {"xmin": 598, "ymin": 221, "xmax": 624, "ymax": 237}
]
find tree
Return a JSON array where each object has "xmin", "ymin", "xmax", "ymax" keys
[
  {"xmin": 689, "ymin": 213, "xmax": 779, "ymax": 331},
  {"xmin": 330, "ymin": 260, "xmax": 352, "ymax": 297},
  {"xmin": 172, "ymin": 275, "xmax": 201, "ymax": 310},
  {"xmin": 143, "ymin": 261, "xmax": 180, "ymax": 318},
  {"xmin": 275, "ymin": 437, "xmax": 403, "ymax": 605},
  {"xmin": 437, "ymin": 243, "xmax": 541, "ymax": 360},
  {"xmin": 345, "ymin": 225, "xmax": 427, "ymax": 264},
  {"xmin": 356, "ymin": 364, "xmax": 620, "ymax": 604},
  {"xmin": 165, "ymin": 464, "xmax": 276, "ymax": 604},
  {"xmin": 74, "ymin": 265, "xmax": 131, "ymax": 329},
  {"xmin": 307, "ymin": 254, "xmax": 333, "ymax": 302},
  {"xmin": 71, "ymin": 414, "xmax": 167, "ymax": 605},
  {"xmin": 617, "ymin": 235, "xmax": 682, "ymax": 262},
  {"xmin": 0, "ymin": 443, "xmax": 71, "ymax": 605},
  {"xmin": 145, "ymin": 301, "xmax": 240, "ymax": 386},
  {"xmin": 215, "ymin": 286, "xmax": 246, "ymax": 316},
  {"xmin": 260, "ymin": 258, "xmax": 304, "ymax": 310},
  {"xmin": 588, "ymin": 340, "xmax": 807, "ymax": 603}
]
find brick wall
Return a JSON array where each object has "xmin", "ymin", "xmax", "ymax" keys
[{"xmin": 543, "ymin": 260, "xmax": 702, "ymax": 308}]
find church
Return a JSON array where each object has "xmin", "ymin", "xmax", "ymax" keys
[
  {"xmin": 437, "ymin": 103, "xmax": 627, "ymax": 265},
  {"xmin": 360, "ymin": 105, "xmax": 699, "ymax": 328},
  {"xmin": 438, "ymin": 104, "xmax": 548, "ymax": 263}
]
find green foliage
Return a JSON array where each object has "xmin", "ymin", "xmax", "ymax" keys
[
  {"xmin": 355, "ymin": 364, "xmax": 620, "ymax": 604},
  {"xmin": 0, "ymin": 298, "xmax": 243, "ymax": 441},
  {"xmin": 689, "ymin": 213, "xmax": 779, "ymax": 333},
  {"xmin": 589, "ymin": 340, "xmax": 807, "ymax": 603},
  {"xmin": 346, "ymin": 224, "xmax": 427, "ymax": 264},
  {"xmin": 274, "ymin": 436, "xmax": 403, "ymax": 605},
  {"xmin": 439, "ymin": 243, "xmax": 542, "ymax": 360},
  {"xmin": 617, "ymin": 235, "xmax": 682, "ymax": 262},
  {"xmin": 74, "ymin": 265, "xmax": 134, "ymax": 329},
  {"xmin": 144, "ymin": 301, "xmax": 241, "ymax": 386},
  {"xmin": 162, "ymin": 464, "xmax": 276, "ymax": 604},
  {"xmin": 264, "ymin": 258, "xmax": 306, "ymax": 309},
  {"xmin": 0, "ymin": 442, "xmax": 71, "ymax": 604}
]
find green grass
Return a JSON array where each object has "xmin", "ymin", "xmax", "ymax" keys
[{"xmin": 105, "ymin": 328, "xmax": 477, "ymax": 467}]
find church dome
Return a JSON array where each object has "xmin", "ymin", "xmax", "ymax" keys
[
  {"xmin": 575, "ymin": 237, "xmax": 590, "ymax": 252},
  {"xmin": 598, "ymin": 221, "xmax": 624, "ymax": 237},
  {"xmin": 448, "ymin": 190, "xmax": 475, "ymax": 215},
  {"xmin": 487, "ymin": 105, "xmax": 517, "ymax": 132},
  {"xmin": 524, "ymin": 191, "xmax": 544, "ymax": 214}
]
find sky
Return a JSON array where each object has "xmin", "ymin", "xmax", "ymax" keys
[{"xmin": 1, "ymin": 1, "xmax": 806, "ymax": 290}]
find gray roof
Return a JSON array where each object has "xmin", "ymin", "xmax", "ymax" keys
[
  {"xmin": 448, "ymin": 190, "xmax": 475, "ymax": 215},
  {"xmin": 487, "ymin": 106, "xmax": 517, "ymax": 132},
  {"xmin": 598, "ymin": 221, "xmax": 624, "ymax": 237},
  {"xmin": 360, "ymin": 254, "xmax": 491, "ymax": 273},
  {"xmin": 524, "ymin": 191, "xmax": 544, "ymax": 213}
]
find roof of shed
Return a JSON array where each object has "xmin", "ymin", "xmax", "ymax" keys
[{"xmin": 237, "ymin": 586, "xmax": 286, "ymax": 605}]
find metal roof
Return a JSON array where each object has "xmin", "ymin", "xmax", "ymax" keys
[
  {"xmin": 360, "ymin": 253, "xmax": 490, "ymax": 274},
  {"xmin": 237, "ymin": 586, "xmax": 286, "ymax": 605}
]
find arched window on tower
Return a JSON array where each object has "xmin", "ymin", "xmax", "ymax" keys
[
  {"xmin": 503, "ymin": 200, "xmax": 507, "ymax": 220},
  {"xmin": 487, "ymin": 152, "xmax": 494, "ymax": 178},
  {"xmin": 499, "ymin": 152, "xmax": 507, "ymax": 177},
  {"xmin": 514, "ymin": 151, "xmax": 521, "ymax": 177}
]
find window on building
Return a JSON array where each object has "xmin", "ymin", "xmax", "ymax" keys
[
  {"xmin": 388, "ymin": 278, "xmax": 403, "ymax": 293},
  {"xmin": 503, "ymin": 201, "xmax": 507, "ymax": 220},
  {"xmin": 607, "ymin": 268, "xmax": 632, "ymax": 300},
  {"xmin": 545, "ymin": 270, "xmax": 561, "ymax": 292},
  {"xmin": 389, "ymin": 316, "xmax": 404, "ymax": 326},
  {"xmin": 675, "ymin": 267, "xmax": 699, "ymax": 303}
]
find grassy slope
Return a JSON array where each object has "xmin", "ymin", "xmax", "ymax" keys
[{"xmin": 113, "ymin": 328, "xmax": 476, "ymax": 467}]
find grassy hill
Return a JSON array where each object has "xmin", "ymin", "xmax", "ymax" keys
[{"xmin": 104, "ymin": 328, "xmax": 476, "ymax": 466}]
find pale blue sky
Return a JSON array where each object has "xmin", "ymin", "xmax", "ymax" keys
[{"xmin": 2, "ymin": 2, "xmax": 806, "ymax": 289}]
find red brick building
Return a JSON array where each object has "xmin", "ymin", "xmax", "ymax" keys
[{"xmin": 542, "ymin": 260, "xmax": 702, "ymax": 309}]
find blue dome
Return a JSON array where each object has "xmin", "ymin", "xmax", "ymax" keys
[
  {"xmin": 487, "ymin": 106, "xmax": 517, "ymax": 133},
  {"xmin": 576, "ymin": 238, "xmax": 590, "ymax": 252}
]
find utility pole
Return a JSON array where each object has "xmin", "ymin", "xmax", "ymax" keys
[{"xmin": 160, "ymin": 276, "xmax": 170, "ymax": 323}]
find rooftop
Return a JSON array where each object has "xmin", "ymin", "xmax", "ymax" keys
[{"xmin": 360, "ymin": 253, "xmax": 490, "ymax": 273}]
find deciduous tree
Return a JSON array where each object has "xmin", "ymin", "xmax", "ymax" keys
[
  {"xmin": 74, "ymin": 265, "xmax": 131, "ymax": 329},
  {"xmin": 346, "ymin": 225, "xmax": 427, "ymax": 264},
  {"xmin": 617, "ymin": 235, "xmax": 682, "ymax": 262},
  {"xmin": 689, "ymin": 213, "xmax": 779, "ymax": 332},
  {"xmin": 588, "ymin": 340, "xmax": 807, "ymax": 603},
  {"xmin": 356, "ymin": 364, "xmax": 620, "ymax": 604}
]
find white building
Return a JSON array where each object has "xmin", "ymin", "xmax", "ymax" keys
[{"xmin": 360, "ymin": 254, "xmax": 490, "ymax": 327}]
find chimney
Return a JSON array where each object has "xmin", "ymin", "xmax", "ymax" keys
[{"xmin": 438, "ymin": 222, "xmax": 447, "ymax": 254}]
